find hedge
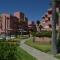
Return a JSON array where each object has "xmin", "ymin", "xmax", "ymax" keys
[{"xmin": 32, "ymin": 31, "xmax": 52, "ymax": 38}]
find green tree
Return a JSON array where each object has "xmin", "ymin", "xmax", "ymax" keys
[{"xmin": 39, "ymin": 25, "xmax": 43, "ymax": 32}]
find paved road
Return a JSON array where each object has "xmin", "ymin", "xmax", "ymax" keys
[{"xmin": 20, "ymin": 38, "xmax": 59, "ymax": 60}]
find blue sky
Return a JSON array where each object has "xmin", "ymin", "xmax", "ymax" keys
[{"xmin": 0, "ymin": 0, "xmax": 50, "ymax": 21}]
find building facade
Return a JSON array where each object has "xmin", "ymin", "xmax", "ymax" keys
[
  {"xmin": 14, "ymin": 12, "xmax": 24, "ymax": 22},
  {"xmin": 0, "ymin": 13, "xmax": 18, "ymax": 35},
  {"xmin": 14, "ymin": 12, "xmax": 28, "ymax": 34},
  {"xmin": 40, "ymin": 8, "xmax": 59, "ymax": 31},
  {"xmin": 28, "ymin": 21, "xmax": 37, "ymax": 32}
]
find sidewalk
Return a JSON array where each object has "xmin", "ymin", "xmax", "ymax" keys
[{"xmin": 20, "ymin": 38, "xmax": 59, "ymax": 60}]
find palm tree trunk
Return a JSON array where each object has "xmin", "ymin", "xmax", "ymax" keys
[
  {"xmin": 51, "ymin": 0, "xmax": 57, "ymax": 55},
  {"xmin": 57, "ymin": 7, "xmax": 60, "ymax": 53},
  {"xmin": 36, "ymin": 25, "xmax": 40, "ymax": 32},
  {"xmin": 58, "ymin": 12, "xmax": 60, "ymax": 39},
  {"xmin": 33, "ymin": 36, "xmax": 35, "ymax": 43}
]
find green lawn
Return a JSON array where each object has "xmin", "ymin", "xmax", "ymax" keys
[
  {"xmin": 17, "ymin": 47, "xmax": 37, "ymax": 60},
  {"xmin": 25, "ymin": 39, "xmax": 51, "ymax": 53}
]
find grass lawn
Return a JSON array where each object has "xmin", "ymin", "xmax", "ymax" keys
[
  {"xmin": 25, "ymin": 39, "xmax": 51, "ymax": 53},
  {"xmin": 17, "ymin": 47, "xmax": 37, "ymax": 60}
]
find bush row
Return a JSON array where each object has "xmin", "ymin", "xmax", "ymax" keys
[
  {"xmin": 32, "ymin": 31, "xmax": 52, "ymax": 37},
  {"xmin": 36, "ymin": 31, "xmax": 52, "ymax": 37}
]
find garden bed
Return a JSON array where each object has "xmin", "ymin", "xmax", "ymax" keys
[{"xmin": 0, "ymin": 40, "xmax": 37, "ymax": 60}]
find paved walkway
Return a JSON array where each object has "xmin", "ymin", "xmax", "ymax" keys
[{"xmin": 20, "ymin": 38, "xmax": 59, "ymax": 60}]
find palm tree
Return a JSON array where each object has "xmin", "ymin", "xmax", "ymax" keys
[
  {"xmin": 58, "ymin": 5, "xmax": 60, "ymax": 38},
  {"xmin": 56, "ymin": 0, "xmax": 60, "ymax": 53},
  {"xmin": 39, "ymin": 25, "xmax": 43, "ymax": 32},
  {"xmin": 31, "ymin": 21, "xmax": 36, "ymax": 43},
  {"xmin": 36, "ymin": 20, "xmax": 40, "ymax": 26},
  {"xmin": 36, "ymin": 20, "xmax": 40, "ymax": 32},
  {"xmin": 51, "ymin": 0, "xmax": 57, "ymax": 55}
]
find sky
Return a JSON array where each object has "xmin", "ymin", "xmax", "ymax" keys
[{"xmin": 0, "ymin": 0, "xmax": 50, "ymax": 21}]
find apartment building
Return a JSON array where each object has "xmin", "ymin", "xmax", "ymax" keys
[
  {"xmin": 0, "ymin": 13, "xmax": 18, "ymax": 35},
  {"xmin": 14, "ymin": 12, "xmax": 28, "ymax": 33},
  {"xmin": 14, "ymin": 12, "xmax": 24, "ymax": 22},
  {"xmin": 40, "ymin": 8, "xmax": 59, "ymax": 31},
  {"xmin": 28, "ymin": 21, "xmax": 37, "ymax": 32},
  {"xmin": 14, "ymin": 11, "xmax": 28, "ymax": 32}
]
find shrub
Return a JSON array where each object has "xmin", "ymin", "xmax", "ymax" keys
[
  {"xmin": 0, "ymin": 42, "xmax": 18, "ymax": 60},
  {"xmin": 31, "ymin": 32, "xmax": 36, "ymax": 36}
]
